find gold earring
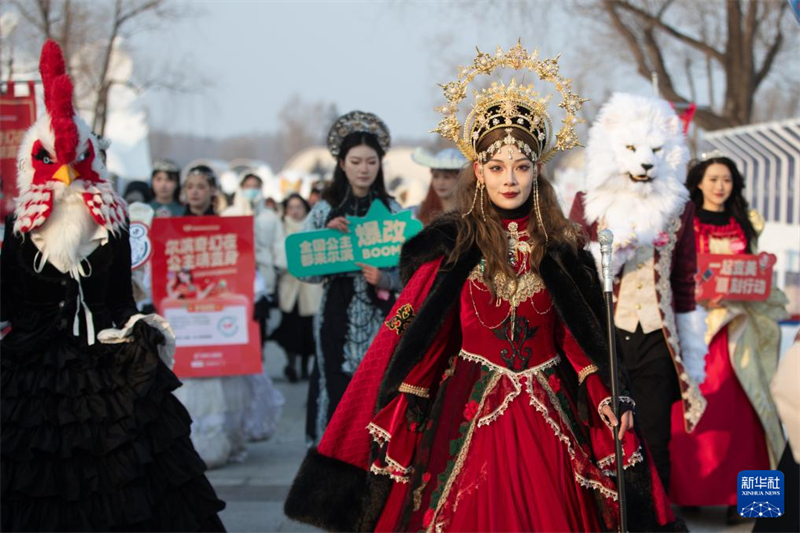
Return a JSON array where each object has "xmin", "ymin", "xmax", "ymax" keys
[
  {"xmin": 463, "ymin": 179, "xmax": 481, "ymax": 218},
  {"xmin": 533, "ymin": 177, "xmax": 548, "ymax": 244},
  {"xmin": 479, "ymin": 181, "xmax": 486, "ymax": 222}
]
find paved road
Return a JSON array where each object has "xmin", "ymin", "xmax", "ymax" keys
[
  {"xmin": 206, "ymin": 340, "xmax": 317, "ymax": 532},
  {"xmin": 206, "ymin": 340, "xmax": 756, "ymax": 533}
]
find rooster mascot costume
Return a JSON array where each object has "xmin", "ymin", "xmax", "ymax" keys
[{"xmin": 0, "ymin": 41, "xmax": 226, "ymax": 531}]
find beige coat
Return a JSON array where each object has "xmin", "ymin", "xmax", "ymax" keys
[{"xmin": 278, "ymin": 217, "xmax": 322, "ymax": 316}]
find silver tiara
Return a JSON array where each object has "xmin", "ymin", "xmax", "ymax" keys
[{"xmin": 700, "ymin": 149, "xmax": 726, "ymax": 161}]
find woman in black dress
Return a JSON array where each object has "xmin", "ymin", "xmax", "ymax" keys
[{"xmin": 302, "ymin": 111, "xmax": 403, "ymax": 444}]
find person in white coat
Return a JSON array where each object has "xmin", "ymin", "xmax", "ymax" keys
[
  {"xmin": 224, "ymin": 172, "xmax": 286, "ymax": 298},
  {"xmin": 221, "ymin": 171, "xmax": 285, "ymax": 443}
]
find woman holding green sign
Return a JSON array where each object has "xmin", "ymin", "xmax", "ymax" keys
[{"xmin": 303, "ymin": 111, "xmax": 403, "ymax": 445}]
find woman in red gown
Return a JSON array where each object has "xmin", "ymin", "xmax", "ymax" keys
[
  {"xmin": 669, "ymin": 156, "xmax": 788, "ymax": 521},
  {"xmin": 285, "ymin": 43, "xmax": 676, "ymax": 532}
]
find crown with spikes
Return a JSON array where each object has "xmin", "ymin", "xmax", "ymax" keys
[{"xmin": 433, "ymin": 41, "xmax": 588, "ymax": 164}]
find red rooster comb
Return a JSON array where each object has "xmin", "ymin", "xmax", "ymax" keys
[{"xmin": 39, "ymin": 40, "xmax": 78, "ymax": 165}]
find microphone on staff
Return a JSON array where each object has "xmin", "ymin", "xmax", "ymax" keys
[
  {"xmin": 599, "ymin": 230, "xmax": 614, "ymax": 293},
  {"xmin": 598, "ymin": 229, "xmax": 628, "ymax": 533}
]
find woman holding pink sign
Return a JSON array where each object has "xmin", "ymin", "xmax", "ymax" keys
[{"xmin": 669, "ymin": 154, "xmax": 789, "ymax": 521}]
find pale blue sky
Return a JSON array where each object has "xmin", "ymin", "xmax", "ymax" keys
[{"xmin": 136, "ymin": 1, "xmax": 651, "ymax": 140}]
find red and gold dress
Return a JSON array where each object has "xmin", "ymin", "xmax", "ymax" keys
[
  {"xmin": 669, "ymin": 209, "xmax": 786, "ymax": 505},
  {"xmin": 366, "ymin": 217, "xmax": 665, "ymax": 532}
]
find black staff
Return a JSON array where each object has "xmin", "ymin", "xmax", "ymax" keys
[{"xmin": 599, "ymin": 229, "xmax": 628, "ymax": 533}]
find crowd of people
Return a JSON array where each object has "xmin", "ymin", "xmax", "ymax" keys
[
  {"xmin": 1, "ymin": 39, "xmax": 797, "ymax": 533},
  {"xmin": 125, "ymin": 122, "xmax": 469, "ymax": 459}
]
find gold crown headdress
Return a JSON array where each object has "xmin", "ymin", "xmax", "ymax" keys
[{"xmin": 434, "ymin": 41, "xmax": 587, "ymax": 164}]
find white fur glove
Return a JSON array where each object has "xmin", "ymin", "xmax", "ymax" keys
[
  {"xmin": 675, "ymin": 308, "xmax": 708, "ymax": 385},
  {"xmin": 97, "ymin": 313, "xmax": 176, "ymax": 368}
]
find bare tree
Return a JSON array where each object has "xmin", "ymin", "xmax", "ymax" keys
[
  {"xmin": 597, "ymin": 0, "xmax": 794, "ymax": 130},
  {"xmin": 275, "ymin": 95, "xmax": 338, "ymax": 165},
  {"xmin": 5, "ymin": 0, "xmax": 197, "ymax": 136}
]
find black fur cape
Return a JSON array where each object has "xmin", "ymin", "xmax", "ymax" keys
[{"xmin": 284, "ymin": 215, "xmax": 679, "ymax": 532}]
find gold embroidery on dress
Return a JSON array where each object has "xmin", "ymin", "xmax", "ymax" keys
[
  {"xmin": 386, "ymin": 454, "xmax": 414, "ymax": 475},
  {"xmin": 468, "ymin": 262, "xmax": 548, "ymax": 339},
  {"xmin": 597, "ymin": 445, "xmax": 644, "ymax": 473},
  {"xmin": 458, "ymin": 349, "xmax": 560, "ymax": 427},
  {"xmin": 426, "ymin": 372, "xmax": 503, "ymax": 533},
  {"xmin": 575, "ymin": 473, "xmax": 618, "ymax": 500},
  {"xmin": 506, "ymin": 222, "xmax": 531, "ymax": 268},
  {"xmin": 399, "ymin": 382, "xmax": 430, "ymax": 398},
  {"xmin": 370, "ymin": 463, "xmax": 410, "ymax": 484},
  {"xmin": 453, "ymin": 463, "xmax": 489, "ymax": 514},
  {"xmin": 412, "ymin": 474, "xmax": 430, "ymax": 511},
  {"xmin": 468, "ymin": 263, "xmax": 545, "ymax": 308},
  {"xmin": 578, "ymin": 364, "xmax": 598, "ymax": 384},
  {"xmin": 529, "ymin": 372, "xmax": 621, "ymax": 501},
  {"xmin": 366, "ymin": 422, "xmax": 392, "ymax": 446},
  {"xmin": 442, "ymin": 355, "xmax": 457, "ymax": 382},
  {"xmin": 385, "ymin": 303, "xmax": 416, "ymax": 336}
]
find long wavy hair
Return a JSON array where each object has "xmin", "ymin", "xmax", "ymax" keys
[
  {"xmin": 685, "ymin": 156, "xmax": 756, "ymax": 253},
  {"xmin": 322, "ymin": 132, "xmax": 392, "ymax": 211},
  {"xmin": 447, "ymin": 128, "xmax": 580, "ymax": 297}
]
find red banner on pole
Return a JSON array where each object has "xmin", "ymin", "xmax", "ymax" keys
[
  {"xmin": 0, "ymin": 82, "xmax": 37, "ymax": 221},
  {"xmin": 695, "ymin": 252, "xmax": 776, "ymax": 302},
  {"xmin": 151, "ymin": 216, "xmax": 262, "ymax": 378}
]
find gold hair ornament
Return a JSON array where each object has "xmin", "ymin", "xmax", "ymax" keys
[{"xmin": 433, "ymin": 41, "xmax": 587, "ymax": 164}]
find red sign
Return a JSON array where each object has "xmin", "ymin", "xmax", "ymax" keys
[
  {"xmin": 1, "ymin": 82, "xmax": 37, "ymax": 220},
  {"xmin": 151, "ymin": 216, "xmax": 262, "ymax": 377},
  {"xmin": 695, "ymin": 252, "xmax": 776, "ymax": 302}
]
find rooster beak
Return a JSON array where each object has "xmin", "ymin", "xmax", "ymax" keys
[{"xmin": 53, "ymin": 164, "xmax": 79, "ymax": 185}]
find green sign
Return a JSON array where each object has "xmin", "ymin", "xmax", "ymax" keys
[{"xmin": 286, "ymin": 201, "xmax": 423, "ymax": 277}]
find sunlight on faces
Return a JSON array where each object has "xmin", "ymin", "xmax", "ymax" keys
[
  {"xmin": 340, "ymin": 144, "xmax": 380, "ymax": 197},
  {"xmin": 473, "ymin": 144, "xmax": 536, "ymax": 210},
  {"xmin": 697, "ymin": 163, "xmax": 733, "ymax": 212},
  {"xmin": 152, "ymin": 171, "xmax": 177, "ymax": 203},
  {"xmin": 285, "ymin": 197, "xmax": 309, "ymax": 222},
  {"xmin": 431, "ymin": 169, "xmax": 459, "ymax": 201},
  {"xmin": 184, "ymin": 173, "xmax": 216, "ymax": 212}
]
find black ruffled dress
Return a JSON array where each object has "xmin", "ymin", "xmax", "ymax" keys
[{"xmin": 0, "ymin": 218, "xmax": 226, "ymax": 532}]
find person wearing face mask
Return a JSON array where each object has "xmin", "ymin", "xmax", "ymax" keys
[
  {"xmin": 223, "ymin": 172, "xmax": 286, "ymax": 306},
  {"xmin": 300, "ymin": 111, "xmax": 403, "ymax": 446},
  {"xmin": 668, "ymin": 155, "xmax": 788, "ymax": 522},
  {"xmin": 285, "ymin": 44, "xmax": 677, "ymax": 533},
  {"xmin": 411, "ymin": 147, "xmax": 466, "ymax": 225},
  {"xmin": 221, "ymin": 172, "xmax": 286, "ymax": 444}
]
